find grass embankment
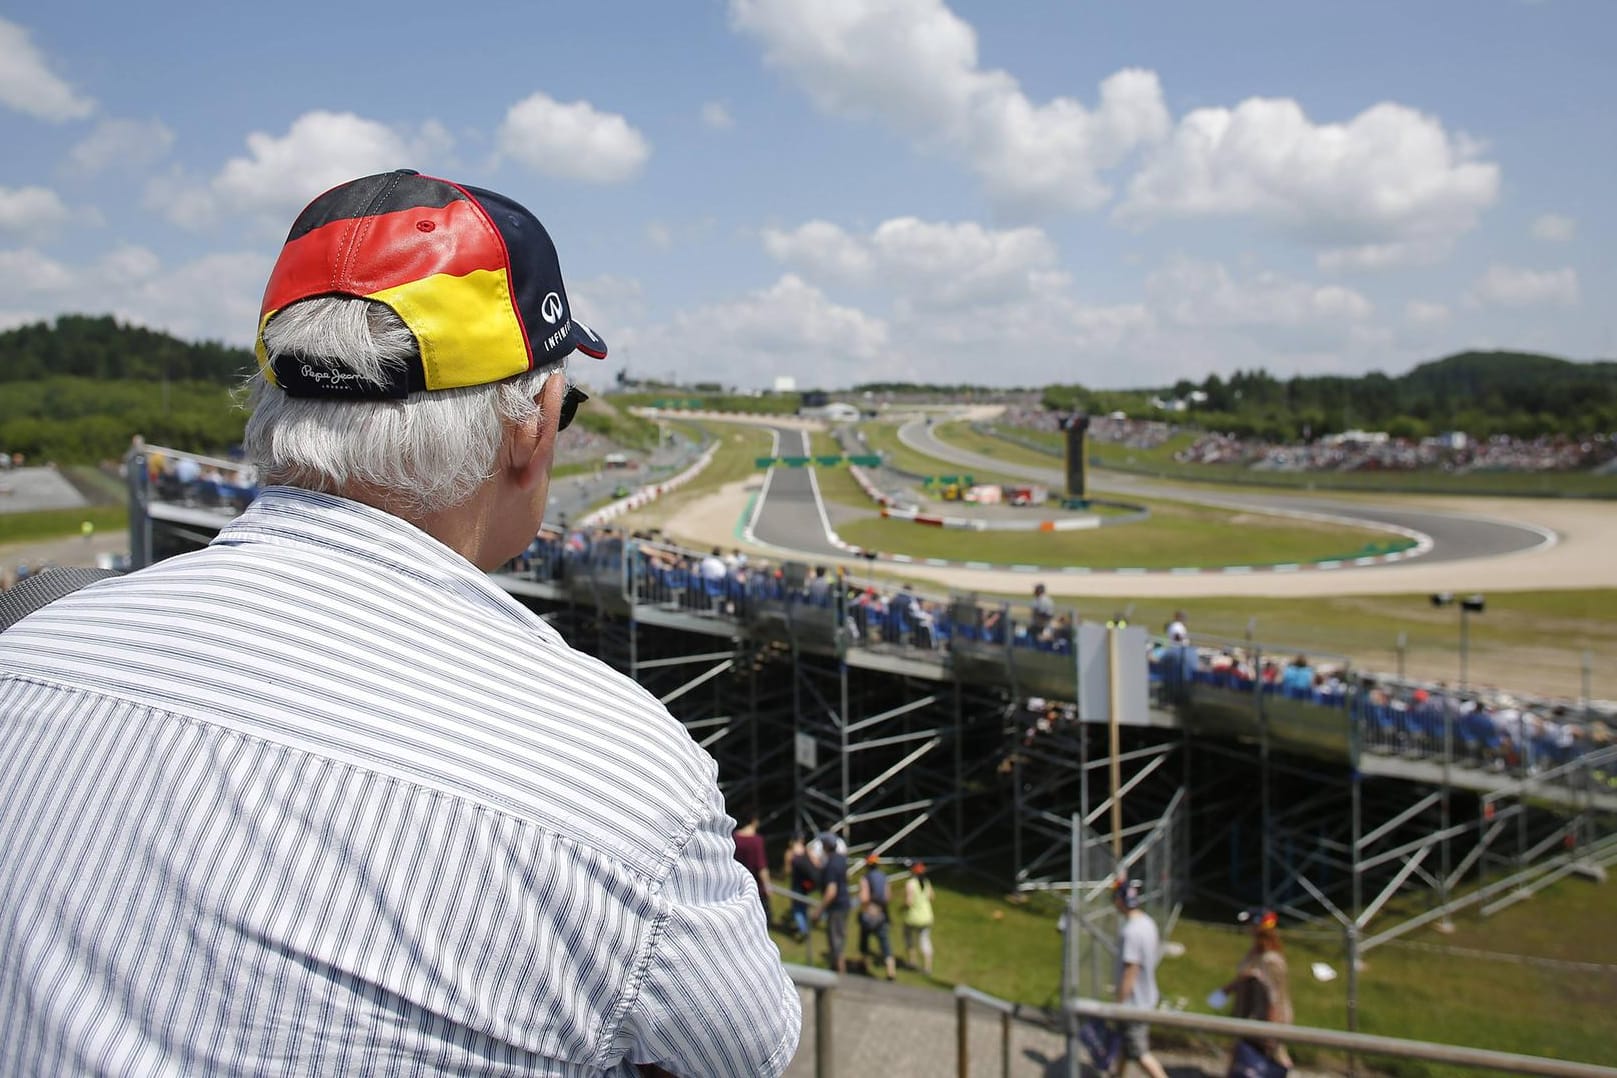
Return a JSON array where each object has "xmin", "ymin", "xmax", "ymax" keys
[
  {"xmin": 622, "ymin": 423, "xmax": 774, "ymax": 524},
  {"xmin": 769, "ymin": 872, "xmax": 1617, "ymax": 1074},
  {"xmin": 975, "ymin": 424, "xmax": 1617, "ymax": 499},
  {"xmin": 933, "ymin": 420, "xmax": 1067, "ymax": 472},
  {"xmin": 834, "ymin": 496, "xmax": 1408, "ymax": 570},
  {"xmin": 859, "ymin": 421, "xmax": 1023, "ymax": 486},
  {"xmin": 0, "ymin": 504, "xmax": 128, "ymax": 546}
]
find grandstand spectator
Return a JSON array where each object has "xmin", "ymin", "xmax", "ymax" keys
[
  {"xmin": 1280, "ymin": 655, "xmax": 1314, "ymax": 698},
  {"xmin": 1165, "ymin": 611, "xmax": 1188, "ymax": 645},
  {"xmin": 0, "ymin": 170, "xmax": 798, "ymax": 1075},
  {"xmin": 806, "ymin": 564, "xmax": 832, "ymax": 605},
  {"xmin": 1030, "ymin": 582, "xmax": 1055, "ymax": 632},
  {"xmin": 1042, "ymin": 613, "xmax": 1075, "ymax": 651}
]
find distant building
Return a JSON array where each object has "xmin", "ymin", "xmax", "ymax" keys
[{"xmin": 773, "ymin": 375, "xmax": 798, "ymax": 393}]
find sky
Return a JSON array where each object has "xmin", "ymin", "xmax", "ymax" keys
[{"xmin": 0, "ymin": 0, "xmax": 1610, "ymax": 392}]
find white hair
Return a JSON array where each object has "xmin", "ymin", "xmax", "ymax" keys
[{"xmin": 244, "ymin": 297, "xmax": 559, "ymax": 516}]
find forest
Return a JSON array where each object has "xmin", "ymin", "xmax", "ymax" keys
[{"xmin": 1041, "ymin": 351, "xmax": 1617, "ymax": 442}]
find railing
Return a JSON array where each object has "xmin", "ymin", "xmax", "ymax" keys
[
  {"xmin": 129, "ymin": 444, "xmax": 1614, "ymax": 778},
  {"xmin": 785, "ymin": 962, "xmax": 838, "ymax": 1078},
  {"xmin": 1068, "ymin": 999, "xmax": 1617, "ymax": 1078},
  {"xmin": 953, "ymin": 985, "xmax": 1023, "ymax": 1077}
]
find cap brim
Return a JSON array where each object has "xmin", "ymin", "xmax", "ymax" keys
[{"xmin": 570, "ymin": 319, "xmax": 608, "ymax": 360}]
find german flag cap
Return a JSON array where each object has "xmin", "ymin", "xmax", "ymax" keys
[{"xmin": 257, "ymin": 169, "xmax": 606, "ymax": 398}]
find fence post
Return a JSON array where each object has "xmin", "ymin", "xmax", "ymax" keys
[
  {"xmin": 1001, "ymin": 1009, "xmax": 1012, "ymax": 1076},
  {"xmin": 817, "ymin": 983, "xmax": 834, "ymax": 1078},
  {"xmin": 957, "ymin": 993, "xmax": 970, "ymax": 1078}
]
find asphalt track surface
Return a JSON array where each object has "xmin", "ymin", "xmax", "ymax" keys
[
  {"xmin": 741, "ymin": 417, "xmax": 1554, "ymax": 571},
  {"xmin": 747, "ymin": 427, "xmax": 848, "ymax": 560},
  {"xmin": 896, "ymin": 419, "xmax": 1553, "ymax": 568}
]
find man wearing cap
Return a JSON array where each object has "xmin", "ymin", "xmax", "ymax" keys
[
  {"xmin": 0, "ymin": 170, "xmax": 799, "ymax": 1076},
  {"xmin": 1111, "ymin": 877, "xmax": 1169, "ymax": 1078},
  {"xmin": 811, "ymin": 832, "xmax": 851, "ymax": 973}
]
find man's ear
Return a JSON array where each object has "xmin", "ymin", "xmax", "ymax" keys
[{"xmin": 506, "ymin": 376, "xmax": 562, "ymax": 490}]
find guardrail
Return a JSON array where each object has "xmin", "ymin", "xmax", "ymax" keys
[
  {"xmin": 785, "ymin": 962, "xmax": 838, "ymax": 1077},
  {"xmin": 953, "ymin": 985, "xmax": 1023, "ymax": 1077},
  {"xmin": 1069, "ymin": 999, "xmax": 1617, "ymax": 1078}
]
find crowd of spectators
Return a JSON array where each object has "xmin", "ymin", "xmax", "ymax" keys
[
  {"xmin": 996, "ymin": 407, "xmax": 1174, "ymax": 450},
  {"xmin": 1175, "ymin": 431, "xmax": 1616, "ymax": 475}
]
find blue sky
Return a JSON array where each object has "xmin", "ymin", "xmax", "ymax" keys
[{"xmin": 0, "ymin": 0, "xmax": 1608, "ymax": 390}]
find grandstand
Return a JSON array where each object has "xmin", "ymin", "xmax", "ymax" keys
[{"xmin": 124, "ymin": 445, "xmax": 1617, "ymax": 955}]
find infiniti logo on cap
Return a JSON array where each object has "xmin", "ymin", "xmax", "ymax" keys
[{"xmin": 540, "ymin": 292, "xmax": 564, "ymax": 324}]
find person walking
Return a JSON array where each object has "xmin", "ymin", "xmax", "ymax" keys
[
  {"xmin": 812, "ymin": 832, "xmax": 851, "ymax": 973},
  {"xmin": 1112, "ymin": 877, "xmax": 1169, "ymax": 1078},
  {"xmin": 0, "ymin": 170, "xmax": 799, "ymax": 1076},
  {"xmin": 901, "ymin": 860, "xmax": 936, "ymax": 975},
  {"xmin": 732, "ymin": 807, "xmax": 773, "ymax": 929},
  {"xmin": 784, "ymin": 834, "xmax": 819, "ymax": 942},
  {"xmin": 857, "ymin": 853, "xmax": 897, "ymax": 980},
  {"xmin": 1217, "ymin": 909, "xmax": 1295, "ymax": 1072}
]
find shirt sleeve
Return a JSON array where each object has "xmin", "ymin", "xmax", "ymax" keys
[{"xmin": 618, "ymin": 789, "xmax": 802, "ymax": 1077}]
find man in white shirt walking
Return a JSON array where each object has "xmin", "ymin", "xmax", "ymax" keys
[{"xmin": 1112, "ymin": 877, "xmax": 1169, "ymax": 1078}]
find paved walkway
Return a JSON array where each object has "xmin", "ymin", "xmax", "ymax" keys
[{"xmin": 784, "ymin": 974, "xmax": 1331, "ymax": 1077}]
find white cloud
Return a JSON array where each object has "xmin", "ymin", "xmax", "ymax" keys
[
  {"xmin": 1144, "ymin": 258, "xmax": 1373, "ymax": 330},
  {"xmin": 0, "ymin": 185, "xmax": 72, "ymax": 239},
  {"xmin": 763, "ymin": 220, "xmax": 877, "ymax": 284},
  {"xmin": 1471, "ymin": 264, "xmax": 1579, "ymax": 308},
  {"xmin": 645, "ymin": 222, "xmax": 673, "ymax": 249},
  {"xmin": 1121, "ymin": 99, "xmax": 1499, "ymax": 266},
  {"xmin": 729, "ymin": 0, "xmax": 1168, "ymax": 216},
  {"xmin": 700, "ymin": 101, "xmax": 734, "ymax": 130},
  {"xmin": 764, "ymin": 216, "xmax": 1057, "ymax": 307},
  {"xmin": 0, "ymin": 240, "xmax": 269, "ymax": 346},
  {"xmin": 497, "ymin": 93, "xmax": 650, "ymax": 183},
  {"xmin": 0, "ymin": 17, "xmax": 95, "ymax": 121},
  {"xmin": 0, "ymin": 247, "xmax": 75, "ymax": 293},
  {"xmin": 1404, "ymin": 300, "xmax": 1450, "ymax": 326},
  {"xmin": 624, "ymin": 273, "xmax": 890, "ymax": 385},
  {"xmin": 147, "ymin": 111, "xmax": 449, "ymax": 229},
  {"xmin": 1530, "ymin": 213, "xmax": 1575, "ymax": 242},
  {"xmin": 67, "ymin": 117, "xmax": 176, "ymax": 175}
]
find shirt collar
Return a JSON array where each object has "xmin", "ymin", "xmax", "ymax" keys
[{"xmin": 212, "ymin": 486, "xmax": 563, "ymax": 646}]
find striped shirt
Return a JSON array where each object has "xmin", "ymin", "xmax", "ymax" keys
[{"xmin": 0, "ymin": 487, "xmax": 800, "ymax": 1077}]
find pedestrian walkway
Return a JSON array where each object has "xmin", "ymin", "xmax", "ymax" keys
[{"xmin": 785, "ymin": 973, "xmax": 1336, "ymax": 1077}]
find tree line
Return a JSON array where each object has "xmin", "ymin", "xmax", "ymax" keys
[
  {"xmin": 7, "ymin": 316, "xmax": 1616, "ymax": 463},
  {"xmin": 0, "ymin": 315, "xmax": 254, "ymax": 464},
  {"xmin": 1043, "ymin": 351, "xmax": 1617, "ymax": 442}
]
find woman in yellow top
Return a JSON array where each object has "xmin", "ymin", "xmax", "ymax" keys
[{"xmin": 901, "ymin": 861, "xmax": 935, "ymax": 974}]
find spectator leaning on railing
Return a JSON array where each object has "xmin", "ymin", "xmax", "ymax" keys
[{"xmin": 0, "ymin": 170, "xmax": 798, "ymax": 1077}]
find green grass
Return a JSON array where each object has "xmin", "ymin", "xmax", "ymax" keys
[
  {"xmin": 859, "ymin": 421, "xmax": 1024, "ymax": 486},
  {"xmin": 814, "ymin": 463, "xmax": 881, "ymax": 510},
  {"xmin": 834, "ymin": 496, "xmax": 1409, "ymax": 570},
  {"xmin": 0, "ymin": 504, "xmax": 129, "ymax": 546},
  {"xmin": 770, "ymin": 872, "xmax": 1617, "ymax": 1074},
  {"xmin": 935, "ymin": 420, "xmax": 1068, "ymax": 471},
  {"xmin": 631, "ymin": 422, "xmax": 774, "ymax": 521},
  {"xmin": 809, "ymin": 429, "xmax": 841, "ymax": 458}
]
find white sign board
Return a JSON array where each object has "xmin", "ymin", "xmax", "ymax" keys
[
  {"xmin": 795, "ymin": 732, "xmax": 818, "ymax": 770},
  {"xmin": 1077, "ymin": 623, "xmax": 1151, "ymax": 725}
]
